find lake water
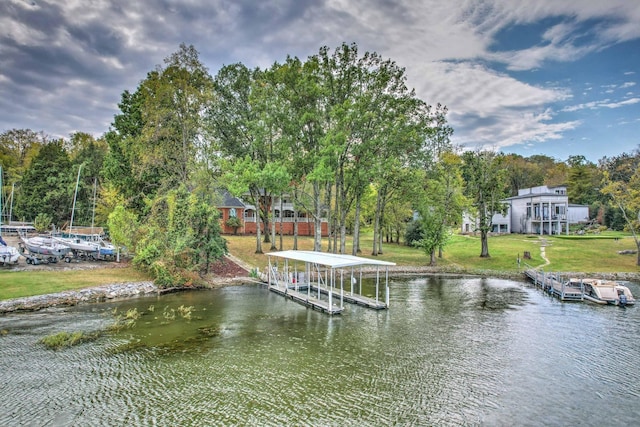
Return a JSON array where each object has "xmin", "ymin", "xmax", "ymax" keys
[{"xmin": 1, "ymin": 276, "xmax": 639, "ymax": 426}]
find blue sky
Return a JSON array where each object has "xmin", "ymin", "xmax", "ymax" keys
[{"xmin": 1, "ymin": 0, "xmax": 639, "ymax": 163}]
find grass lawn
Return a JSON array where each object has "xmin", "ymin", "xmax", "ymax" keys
[
  {"xmin": 0, "ymin": 267, "xmax": 150, "ymax": 301},
  {"xmin": 2, "ymin": 231, "xmax": 638, "ymax": 301},
  {"xmin": 225, "ymin": 231, "xmax": 640, "ymax": 275}
]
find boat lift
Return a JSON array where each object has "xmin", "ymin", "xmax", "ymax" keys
[{"xmin": 265, "ymin": 250, "xmax": 396, "ymax": 315}]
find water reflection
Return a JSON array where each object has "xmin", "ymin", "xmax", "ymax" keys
[{"xmin": 1, "ymin": 277, "xmax": 639, "ymax": 426}]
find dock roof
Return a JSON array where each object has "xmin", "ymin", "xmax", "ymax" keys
[{"xmin": 267, "ymin": 250, "xmax": 396, "ymax": 268}]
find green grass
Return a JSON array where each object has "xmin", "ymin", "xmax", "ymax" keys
[
  {"xmin": 2, "ymin": 231, "xmax": 638, "ymax": 301},
  {"xmin": 226, "ymin": 231, "xmax": 640, "ymax": 275},
  {"xmin": 0, "ymin": 267, "xmax": 150, "ymax": 301}
]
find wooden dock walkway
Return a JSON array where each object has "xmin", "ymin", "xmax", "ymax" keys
[
  {"xmin": 524, "ymin": 269, "xmax": 584, "ymax": 301},
  {"xmin": 307, "ymin": 285, "xmax": 387, "ymax": 310},
  {"xmin": 267, "ymin": 283, "xmax": 344, "ymax": 315}
]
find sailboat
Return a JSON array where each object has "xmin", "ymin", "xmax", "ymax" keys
[
  {"xmin": 0, "ymin": 166, "xmax": 21, "ymax": 265},
  {"xmin": 52, "ymin": 164, "xmax": 100, "ymax": 257}
]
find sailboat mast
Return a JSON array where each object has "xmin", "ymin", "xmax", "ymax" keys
[
  {"xmin": 91, "ymin": 177, "xmax": 97, "ymax": 234},
  {"xmin": 8, "ymin": 182, "xmax": 14, "ymax": 225},
  {"xmin": 70, "ymin": 164, "xmax": 83, "ymax": 234}
]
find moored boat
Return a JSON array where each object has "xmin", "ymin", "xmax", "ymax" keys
[{"xmin": 571, "ymin": 278, "xmax": 636, "ymax": 306}]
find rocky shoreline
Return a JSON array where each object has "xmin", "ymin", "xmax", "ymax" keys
[
  {"xmin": 1, "ymin": 265, "xmax": 638, "ymax": 315},
  {"xmin": 0, "ymin": 281, "xmax": 159, "ymax": 314}
]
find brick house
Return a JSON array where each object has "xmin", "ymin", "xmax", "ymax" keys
[{"xmin": 217, "ymin": 190, "xmax": 328, "ymax": 236}]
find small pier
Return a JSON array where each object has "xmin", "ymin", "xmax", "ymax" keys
[
  {"xmin": 524, "ymin": 269, "xmax": 584, "ymax": 301},
  {"xmin": 308, "ymin": 285, "xmax": 388, "ymax": 310},
  {"xmin": 268, "ymin": 284, "xmax": 344, "ymax": 314},
  {"xmin": 265, "ymin": 250, "xmax": 396, "ymax": 315}
]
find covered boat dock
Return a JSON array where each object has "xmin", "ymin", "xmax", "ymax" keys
[{"xmin": 265, "ymin": 250, "xmax": 396, "ymax": 315}]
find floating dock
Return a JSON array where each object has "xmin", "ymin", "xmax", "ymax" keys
[
  {"xmin": 264, "ymin": 250, "xmax": 396, "ymax": 315},
  {"xmin": 524, "ymin": 269, "xmax": 584, "ymax": 301}
]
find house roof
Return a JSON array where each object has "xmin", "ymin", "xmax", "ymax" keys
[
  {"xmin": 218, "ymin": 190, "xmax": 246, "ymax": 208},
  {"xmin": 505, "ymin": 192, "xmax": 567, "ymax": 201},
  {"xmin": 267, "ymin": 250, "xmax": 396, "ymax": 268}
]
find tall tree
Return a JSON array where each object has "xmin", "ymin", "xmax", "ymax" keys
[
  {"xmin": 104, "ymin": 44, "xmax": 213, "ymax": 213},
  {"xmin": 209, "ymin": 63, "xmax": 281, "ymax": 252},
  {"xmin": 139, "ymin": 43, "xmax": 214, "ymax": 189},
  {"xmin": 0, "ymin": 128, "xmax": 47, "ymax": 186},
  {"xmin": 567, "ymin": 155, "xmax": 600, "ymax": 205},
  {"xmin": 503, "ymin": 154, "xmax": 544, "ymax": 195},
  {"xmin": 601, "ymin": 168, "xmax": 640, "ymax": 266},
  {"xmin": 15, "ymin": 140, "xmax": 73, "ymax": 226},
  {"xmin": 461, "ymin": 150, "xmax": 509, "ymax": 258}
]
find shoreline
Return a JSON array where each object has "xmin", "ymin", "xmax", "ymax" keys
[{"xmin": 2, "ymin": 266, "xmax": 639, "ymax": 315}]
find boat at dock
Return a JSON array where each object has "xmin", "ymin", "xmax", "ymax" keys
[
  {"xmin": 576, "ymin": 278, "xmax": 635, "ymax": 306},
  {"xmin": 524, "ymin": 269, "xmax": 635, "ymax": 306}
]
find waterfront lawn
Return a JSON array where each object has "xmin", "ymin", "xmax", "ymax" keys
[
  {"xmin": 0, "ymin": 267, "xmax": 150, "ymax": 301},
  {"xmin": 3, "ymin": 232, "xmax": 637, "ymax": 301},
  {"xmin": 224, "ymin": 232, "xmax": 639, "ymax": 275},
  {"xmin": 541, "ymin": 235, "xmax": 638, "ymax": 273}
]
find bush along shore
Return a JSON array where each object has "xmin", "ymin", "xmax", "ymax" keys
[{"xmin": 0, "ymin": 282, "xmax": 158, "ymax": 314}]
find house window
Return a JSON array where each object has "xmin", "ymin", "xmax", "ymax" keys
[{"xmin": 229, "ymin": 208, "xmax": 237, "ymax": 218}]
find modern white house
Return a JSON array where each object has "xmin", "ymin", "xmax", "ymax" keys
[{"xmin": 461, "ymin": 185, "xmax": 590, "ymax": 235}]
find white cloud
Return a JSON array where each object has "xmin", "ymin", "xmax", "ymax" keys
[
  {"xmin": 563, "ymin": 97, "xmax": 640, "ymax": 112},
  {"xmin": 1, "ymin": 0, "xmax": 640, "ymax": 157}
]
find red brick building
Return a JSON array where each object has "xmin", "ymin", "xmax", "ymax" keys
[{"xmin": 217, "ymin": 190, "xmax": 328, "ymax": 236}]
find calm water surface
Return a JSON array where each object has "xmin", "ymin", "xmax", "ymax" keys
[{"xmin": 1, "ymin": 276, "xmax": 639, "ymax": 426}]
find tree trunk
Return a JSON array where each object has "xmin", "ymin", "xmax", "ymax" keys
[
  {"xmin": 430, "ymin": 249, "xmax": 437, "ymax": 266},
  {"xmin": 270, "ymin": 198, "xmax": 277, "ymax": 250},
  {"xmin": 292, "ymin": 187, "xmax": 299, "ymax": 250},
  {"xmin": 293, "ymin": 209, "xmax": 299, "ymax": 251},
  {"xmin": 480, "ymin": 229, "xmax": 490, "ymax": 257},
  {"xmin": 313, "ymin": 181, "xmax": 322, "ymax": 252},
  {"xmin": 352, "ymin": 194, "xmax": 361, "ymax": 256},
  {"xmin": 279, "ymin": 196, "xmax": 283, "ymax": 250},
  {"xmin": 255, "ymin": 213, "xmax": 263, "ymax": 254},
  {"xmin": 372, "ymin": 191, "xmax": 382, "ymax": 255}
]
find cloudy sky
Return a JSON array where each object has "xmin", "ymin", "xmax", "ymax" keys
[{"xmin": 2, "ymin": 0, "xmax": 639, "ymax": 162}]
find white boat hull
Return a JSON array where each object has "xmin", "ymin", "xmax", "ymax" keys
[
  {"xmin": 52, "ymin": 236, "xmax": 99, "ymax": 253},
  {"xmin": 0, "ymin": 246, "xmax": 20, "ymax": 264},
  {"xmin": 21, "ymin": 236, "xmax": 70, "ymax": 258},
  {"xmin": 579, "ymin": 278, "xmax": 636, "ymax": 306}
]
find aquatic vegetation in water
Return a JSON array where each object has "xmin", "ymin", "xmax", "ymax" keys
[
  {"xmin": 108, "ymin": 307, "xmax": 141, "ymax": 331},
  {"xmin": 162, "ymin": 306, "xmax": 176, "ymax": 321},
  {"xmin": 40, "ymin": 331, "xmax": 101, "ymax": 350},
  {"xmin": 177, "ymin": 305, "xmax": 193, "ymax": 320}
]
